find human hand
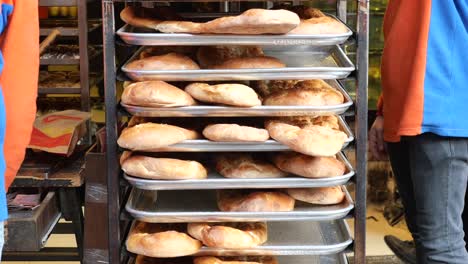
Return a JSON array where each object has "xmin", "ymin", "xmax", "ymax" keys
[{"xmin": 369, "ymin": 116, "xmax": 387, "ymax": 160}]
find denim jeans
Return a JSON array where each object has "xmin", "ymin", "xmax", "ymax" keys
[{"xmin": 387, "ymin": 133, "xmax": 468, "ymax": 263}]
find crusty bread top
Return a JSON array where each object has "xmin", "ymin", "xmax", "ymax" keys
[
  {"xmin": 185, "ymin": 83, "xmax": 261, "ymax": 107},
  {"xmin": 122, "ymin": 81, "xmax": 196, "ymax": 107},
  {"xmin": 212, "ymin": 56, "xmax": 285, "ymax": 69},
  {"xmin": 217, "ymin": 190, "xmax": 295, "ymax": 212},
  {"xmin": 216, "ymin": 154, "xmax": 287, "ymax": 179},
  {"xmin": 126, "ymin": 53, "xmax": 200, "ymax": 71},
  {"xmin": 196, "ymin": 46, "xmax": 264, "ymax": 68}
]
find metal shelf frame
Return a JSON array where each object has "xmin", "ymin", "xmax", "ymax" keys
[{"xmin": 100, "ymin": 1, "xmax": 369, "ymax": 263}]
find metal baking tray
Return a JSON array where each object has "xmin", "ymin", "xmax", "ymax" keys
[
  {"xmin": 121, "ymin": 45, "xmax": 354, "ymax": 81},
  {"xmin": 138, "ymin": 116, "xmax": 353, "ymax": 152},
  {"xmin": 125, "ymin": 186, "xmax": 353, "ymax": 223},
  {"xmin": 122, "ymin": 80, "xmax": 353, "ymax": 117},
  {"xmin": 129, "ymin": 254, "xmax": 349, "ymax": 264},
  {"xmin": 126, "ymin": 220, "xmax": 352, "ymax": 256},
  {"xmin": 117, "ymin": 22, "xmax": 352, "ymax": 46},
  {"xmin": 124, "ymin": 152, "xmax": 354, "ymax": 190}
]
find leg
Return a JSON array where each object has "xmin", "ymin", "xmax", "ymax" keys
[
  {"xmin": 407, "ymin": 133, "xmax": 468, "ymax": 263},
  {"xmin": 59, "ymin": 188, "xmax": 84, "ymax": 263},
  {"xmin": 0, "ymin": 221, "xmax": 3, "ymax": 261},
  {"xmin": 387, "ymin": 140, "xmax": 418, "ymax": 236},
  {"xmin": 463, "ymin": 185, "xmax": 468, "ymax": 250}
]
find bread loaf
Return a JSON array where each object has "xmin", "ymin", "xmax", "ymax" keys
[
  {"xmin": 289, "ymin": 17, "xmax": 349, "ymax": 35},
  {"xmin": 212, "ymin": 56, "xmax": 285, "ymax": 69},
  {"xmin": 122, "ymin": 81, "xmax": 196, "ymax": 107},
  {"xmin": 216, "ymin": 154, "xmax": 287, "ymax": 178},
  {"xmin": 126, "ymin": 53, "xmax": 200, "ymax": 73},
  {"xmin": 120, "ymin": 6, "xmax": 161, "ymax": 29},
  {"xmin": 126, "ymin": 222, "xmax": 202, "ymax": 258},
  {"xmin": 122, "ymin": 156, "xmax": 207, "ymax": 180},
  {"xmin": 117, "ymin": 123, "xmax": 199, "ymax": 151},
  {"xmin": 156, "ymin": 9, "xmax": 300, "ymax": 35},
  {"xmin": 274, "ymin": 152, "xmax": 346, "ymax": 178},
  {"xmin": 194, "ymin": 256, "xmax": 278, "ymax": 264},
  {"xmin": 217, "ymin": 190, "xmax": 295, "ymax": 212},
  {"xmin": 188, "ymin": 222, "xmax": 267, "ymax": 249},
  {"xmin": 287, "ymin": 187, "xmax": 345, "ymax": 205},
  {"xmin": 263, "ymin": 80, "xmax": 344, "ymax": 106},
  {"xmin": 185, "ymin": 83, "xmax": 261, "ymax": 107},
  {"xmin": 203, "ymin": 124, "xmax": 269, "ymax": 142},
  {"xmin": 266, "ymin": 120, "xmax": 347, "ymax": 156},
  {"xmin": 196, "ymin": 46, "xmax": 264, "ymax": 68}
]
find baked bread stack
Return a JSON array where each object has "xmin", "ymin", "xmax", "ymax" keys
[
  {"xmin": 287, "ymin": 187, "xmax": 345, "ymax": 205},
  {"xmin": 203, "ymin": 124, "xmax": 269, "ymax": 142},
  {"xmin": 117, "ymin": 123, "xmax": 199, "ymax": 151},
  {"xmin": 122, "ymin": 81, "xmax": 196, "ymax": 107},
  {"xmin": 274, "ymin": 152, "xmax": 346, "ymax": 178},
  {"xmin": 217, "ymin": 190, "xmax": 295, "ymax": 212},
  {"xmin": 216, "ymin": 154, "xmax": 288, "ymax": 179},
  {"xmin": 266, "ymin": 115, "xmax": 347, "ymax": 157},
  {"xmin": 188, "ymin": 222, "xmax": 267, "ymax": 249},
  {"xmin": 185, "ymin": 83, "xmax": 261, "ymax": 107},
  {"xmin": 126, "ymin": 222, "xmax": 202, "ymax": 258}
]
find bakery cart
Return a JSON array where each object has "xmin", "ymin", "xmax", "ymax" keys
[{"xmin": 96, "ymin": 0, "xmax": 368, "ymax": 263}]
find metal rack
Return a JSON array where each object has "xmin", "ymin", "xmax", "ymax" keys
[{"xmin": 100, "ymin": 1, "xmax": 368, "ymax": 263}]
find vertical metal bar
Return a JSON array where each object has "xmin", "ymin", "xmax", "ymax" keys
[
  {"xmin": 337, "ymin": 0, "xmax": 348, "ymax": 23},
  {"xmin": 355, "ymin": 0, "xmax": 369, "ymax": 263},
  {"xmin": 78, "ymin": 0, "xmax": 89, "ymax": 112},
  {"xmin": 102, "ymin": 1, "xmax": 120, "ymax": 264}
]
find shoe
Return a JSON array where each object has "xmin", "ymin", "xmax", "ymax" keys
[{"xmin": 384, "ymin": 235, "xmax": 417, "ymax": 264}]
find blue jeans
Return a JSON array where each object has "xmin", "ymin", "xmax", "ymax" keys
[{"xmin": 387, "ymin": 133, "xmax": 468, "ymax": 263}]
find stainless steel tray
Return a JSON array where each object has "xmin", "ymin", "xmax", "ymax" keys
[
  {"xmin": 124, "ymin": 152, "xmax": 354, "ymax": 190},
  {"xmin": 122, "ymin": 45, "xmax": 355, "ymax": 81},
  {"xmin": 130, "ymin": 255, "xmax": 349, "ymax": 264},
  {"xmin": 126, "ymin": 220, "xmax": 352, "ymax": 256},
  {"xmin": 122, "ymin": 80, "xmax": 353, "ymax": 117},
  {"xmin": 117, "ymin": 23, "xmax": 353, "ymax": 46},
  {"xmin": 125, "ymin": 186, "xmax": 354, "ymax": 222},
  {"xmin": 138, "ymin": 116, "xmax": 353, "ymax": 152}
]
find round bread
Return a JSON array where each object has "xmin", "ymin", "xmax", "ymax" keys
[
  {"xmin": 196, "ymin": 46, "xmax": 264, "ymax": 68},
  {"xmin": 217, "ymin": 190, "xmax": 295, "ymax": 212},
  {"xmin": 273, "ymin": 152, "xmax": 346, "ymax": 178},
  {"xmin": 216, "ymin": 154, "xmax": 287, "ymax": 178},
  {"xmin": 203, "ymin": 124, "xmax": 269, "ymax": 142},
  {"xmin": 122, "ymin": 81, "xmax": 196, "ymax": 107},
  {"xmin": 135, "ymin": 255, "xmax": 193, "ymax": 264},
  {"xmin": 263, "ymin": 80, "xmax": 344, "ymax": 106},
  {"xmin": 126, "ymin": 222, "xmax": 202, "ymax": 258},
  {"xmin": 122, "ymin": 156, "xmax": 207, "ymax": 180},
  {"xmin": 212, "ymin": 56, "xmax": 285, "ymax": 69},
  {"xmin": 286, "ymin": 187, "xmax": 345, "ymax": 205},
  {"xmin": 185, "ymin": 83, "xmax": 261, "ymax": 107},
  {"xmin": 187, "ymin": 222, "xmax": 267, "ymax": 249},
  {"xmin": 266, "ymin": 120, "xmax": 347, "ymax": 156},
  {"xmin": 194, "ymin": 256, "xmax": 278, "ymax": 264},
  {"xmin": 126, "ymin": 53, "xmax": 200, "ymax": 72},
  {"xmin": 117, "ymin": 123, "xmax": 199, "ymax": 151}
]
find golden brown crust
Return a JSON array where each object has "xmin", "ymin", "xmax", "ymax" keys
[
  {"xmin": 155, "ymin": 9, "xmax": 299, "ymax": 35},
  {"xmin": 120, "ymin": 6, "xmax": 162, "ymax": 29},
  {"xmin": 185, "ymin": 83, "xmax": 261, "ymax": 107},
  {"xmin": 273, "ymin": 152, "xmax": 346, "ymax": 178},
  {"xmin": 196, "ymin": 46, "xmax": 264, "ymax": 68},
  {"xmin": 216, "ymin": 154, "xmax": 287, "ymax": 179},
  {"xmin": 126, "ymin": 53, "xmax": 200, "ymax": 73},
  {"xmin": 187, "ymin": 222, "xmax": 267, "ymax": 249},
  {"xmin": 288, "ymin": 17, "xmax": 349, "ymax": 35},
  {"xmin": 287, "ymin": 187, "xmax": 345, "ymax": 205},
  {"xmin": 194, "ymin": 256, "xmax": 278, "ymax": 264},
  {"xmin": 117, "ymin": 123, "xmax": 199, "ymax": 151},
  {"xmin": 126, "ymin": 222, "xmax": 202, "ymax": 258},
  {"xmin": 203, "ymin": 124, "xmax": 269, "ymax": 142},
  {"xmin": 122, "ymin": 156, "xmax": 207, "ymax": 180},
  {"xmin": 217, "ymin": 190, "xmax": 295, "ymax": 212},
  {"xmin": 265, "ymin": 120, "xmax": 347, "ymax": 156},
  {"xmin": 122, "ymin": 81, "xmax": 196, "ymax": 107},
  {"xmin": 212, "ymin": 56, "xmax": 285, "ymax": 69},
  {"xmin": 263, "ymin": 80, "xmax": 344, "ymax": 106}
]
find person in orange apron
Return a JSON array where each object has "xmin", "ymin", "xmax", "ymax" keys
[
  {"xmin": 369, "ymin": 0, "xmax": 468, "ymax": 263},
  {"xmin": 0, "ymin": 1, "xmax": 39, "ymax": 258}
]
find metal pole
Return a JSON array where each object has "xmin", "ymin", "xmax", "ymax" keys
[
  {"xmin": 78, "ymin": 0, "xmax": 89, "ymax": 112},
  {"xmin": 355, "ymin": 0, "xmax": 369, "ymax": 263},
  {"xmin": 102, "ymin": 1, "xmax": 120, "ymax": 263},
  {"xmin": 337, "ymin": 0, "xmax": 347, "ymax": 23}
]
